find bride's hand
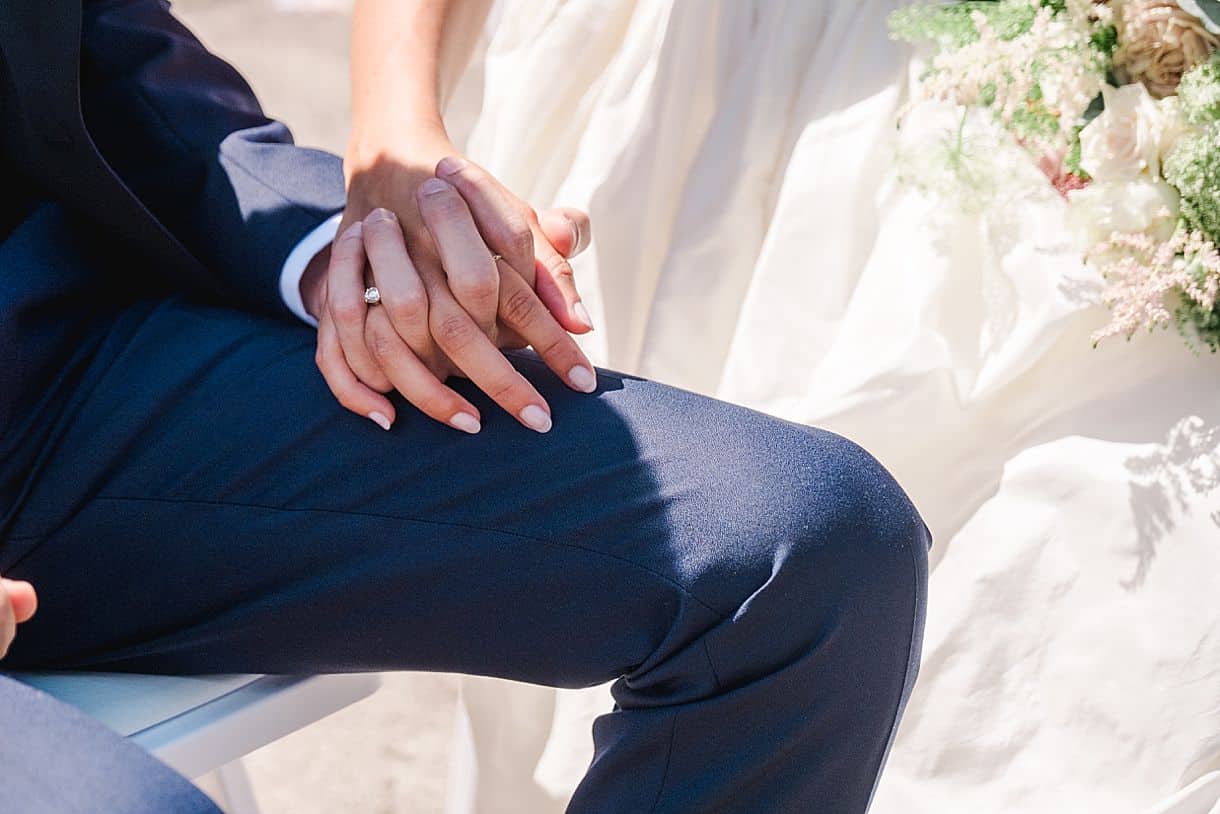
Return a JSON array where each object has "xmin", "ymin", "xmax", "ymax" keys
[
  {"xmin": 303, "ymin": 197, "xmax": 597, "ymax": 434},
  {"xmin": 328, "ymin": 4, "xmax": 595, "ymax": 432},
  {"xmin": 342, "ymin": 137, "xmax": 594, "ymax": 334}
]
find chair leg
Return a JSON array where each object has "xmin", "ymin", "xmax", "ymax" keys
[{"xmin": 206, "ymin": 759, "xmax": 261, "ymax": 814}]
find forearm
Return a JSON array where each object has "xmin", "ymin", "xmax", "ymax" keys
[{"xmin": 347, "ymin": 0, "xmax": 491, "ymax": 178}]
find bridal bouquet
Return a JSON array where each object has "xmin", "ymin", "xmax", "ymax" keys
[{"xmin": 891, "ymin": 0, "xmax": 1220, "ymax": 351}]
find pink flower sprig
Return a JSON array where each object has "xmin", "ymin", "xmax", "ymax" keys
[{"xmin": 1090, "ymin": 228, "xmax": 1220, "ymax": 347}]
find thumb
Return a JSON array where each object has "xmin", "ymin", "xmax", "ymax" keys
[{"xmin": 2, "ymin": 579, "xmax": 37, "ymax": 623}]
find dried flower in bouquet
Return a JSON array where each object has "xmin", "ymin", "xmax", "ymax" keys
[{"xmin": 1113, "ymin": 0, "xmax": 1220, "ymax": 98}]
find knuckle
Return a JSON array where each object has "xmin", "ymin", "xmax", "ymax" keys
[
  {"xmin": 496, "ymin": 216, "xmax": 534, "ymax": 260},
  {"xmin": 386, "ymin": 289, "xmax": 428, "ymax": 325},
  {"xmin": 368, "ymin": 329, "xmax": 397, "ymax": 362},
  {"xmin": 547, "ymin": 257, "xmax": 575, "ymax": 281},
  {"xmin": 413, "ymin": 392, "xmax": 447, "ymax": 417},
  {"xmin": 486, "ymin": 379, "xmax": 520, "ymax": 404},
  {"xmin": 420, "ymin": 187, "xmax": 465, "ymax": 218},
  {"xmin": 332, "ymin": 301, "xmax": 365, "ymax": 325},
  {"xmin": 432, "ymin": 312, "xmax": 477, "ymax": 350},
  {"xmin": 361, "ymin": 214, "xmax": 404, "ymax": 246},
  {"xmin": 501, "ymin": 286, "xmax": 540, "ymax": 327},
  {"xmin": 535, "ymin": 334, "xmax": 571, "ymax": 361},
  {"xmin": 452, "ymin": 269, "xmax": 499, "ymax": 303},
  {"xmin": 333, "ymin": 227, "xmax": 364, "ymax": 254}
]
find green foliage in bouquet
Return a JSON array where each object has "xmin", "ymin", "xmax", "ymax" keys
[
  {"xmin": 891, "ymin": 0, "xmax": 1110, "ymax": 184},
  {"xmin": 1177, "ymin": 286, "xmax": 1220, "ymax": 352},
  {"xmin": 891, "ymin": 1, "xmax": 1105, "ymax": 50},
  {"xmin": 890, "ymin": 2, "xmax": 1039, "ymax": 48},
  {"xmin": 1178, "ymin": 54, "xmax": 1220, "ymax": 124},
  {"xmin": 1164, "ymin": 125, "xmax": 1220, "ymax": 242}
]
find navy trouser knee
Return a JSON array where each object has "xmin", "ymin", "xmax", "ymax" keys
[
  {"xmin": 2, "ymin": 297, "xmax": 930, "ymax": 814},
  {"xmin": 575, "ymin": 427, "xmax": 930, "ymax": 813}
]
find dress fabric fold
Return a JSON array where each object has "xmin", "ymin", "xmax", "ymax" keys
[{"xmin": 442, "ymin": 2, "xmax": 1220, "ymax": 812}]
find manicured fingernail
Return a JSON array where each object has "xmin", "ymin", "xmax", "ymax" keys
[
  {"xmin": 420, "ymin": 178, "xmax": 451, "ymax": 196},
  {"xmin": 573, "ymin": 301, "xmax": 594, "ymax": 330},
  {"xmin": 365, "ymin": 208, "xmax": 396, "ymax": 224},
  {"xmin": 436, "ymin": 156, "xmax": 469, "ymax": 176},
  {"xmin": 368, "ymin": 411, "xmax": 392, "ymax": 431},
  {"xmin": 520, "ymin": 405, "xmax": 552, "ymax": 433},
  {"xmin": 449, "ymin": 413, "xmax": 481, "ymax": 434},
  {"xmin": 568, "ymin": 365, "xmax": 597, "ymax": 393},
  {"xmin": 568, "ymin": 219, "xmax": 581, "ymax": 256}
]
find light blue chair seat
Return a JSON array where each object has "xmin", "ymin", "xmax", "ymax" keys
[{"xmin": 13, "ymin": 671, "xmax": 381, "ymax": 813}]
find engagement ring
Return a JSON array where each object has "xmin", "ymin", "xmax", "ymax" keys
[{"xmin": 363, "ymin": 286, "xmax": 381, "ymax": 305}]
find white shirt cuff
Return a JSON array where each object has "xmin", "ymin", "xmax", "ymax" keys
[{"xmin": 279, "ymin": 213, "xmax": 343, "ymax": 327}]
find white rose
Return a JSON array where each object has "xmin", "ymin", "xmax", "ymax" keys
[
  {"xmin": 1065, "ymin": 178, "xmax": 1181, "ymax": 248},
  {"xmin": 1078, "ymin": 84, "xmax": 1182, "ymax": 182}
]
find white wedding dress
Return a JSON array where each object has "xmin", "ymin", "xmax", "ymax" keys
[{"xmin": 441, "ymin": 2, "xmax": 1220, "ymax": 812}]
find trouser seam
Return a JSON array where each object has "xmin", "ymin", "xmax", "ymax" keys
[
  {"xmin": 647, "ymin": 710, "xmax": 679, "ymax": 814},
  {"xmin": 701, "ymin": 637, "xmax": 724, "ymax": 693},
  {"xmin": 642, "ymin": 639, "xmax": 721, "ymax": 814},
  {"xmin": 83, "ymin": 493, "xmax": 730, "ymax": 622}
]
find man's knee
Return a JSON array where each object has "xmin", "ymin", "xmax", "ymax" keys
[{"xmin": 682, "ymin": 423, "xmax": 929, "ymax": 690}]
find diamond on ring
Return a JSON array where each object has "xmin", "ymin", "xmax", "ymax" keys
[
  {"xmin": 363, "ymin": 286, "xmax": 381, "ymax": 305},
  {"xmin": 491, "ymin": 253, "xmax": 503, "ymax": 263}
]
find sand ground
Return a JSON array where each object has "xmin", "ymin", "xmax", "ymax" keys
[{"xmin": 173, "ymin": 1, "xmax": 464, "ymax": 811}]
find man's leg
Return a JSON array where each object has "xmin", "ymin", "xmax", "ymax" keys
[
  {"xmin": 0, "ymin": 675, "xmax": 220, "ymax": 814},
  {"xmin": 1, "ymin": 298, "xmax": 929, "ymax": 813}
]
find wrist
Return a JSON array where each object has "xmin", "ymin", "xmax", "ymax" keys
[
  {"xmin": 345, "ymin": 119, "xmax": 454, "ymax": 185},
  {"xmin": 344, "ymin": 130, "xmax": 462, "ymax": 233}
]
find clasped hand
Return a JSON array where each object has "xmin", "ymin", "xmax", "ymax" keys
[{"xmin": 302, "ymin": 156, "xmax": 596, "ymax": 434}]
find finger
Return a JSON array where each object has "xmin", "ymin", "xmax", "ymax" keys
[
  {"xmin": 425, "ymin": 288, "xmax": 554, "ymax": 433},
  {"xmin": 417, "ymin": 178, "xmax": 500, "ymax": 337},
  {"xmin": 436, "ymin": 156, "xmax": 536, "ymax": 285},
  {"xmin": 327, "ymin": 221, "xmax": 392, "ymax": 392},
  {"xmin": 362, "ymin": 208, "xmax": 435, "ymax": 352},
  {"xmin": 538, "ymin": 207, "xmax": 591, "ymax": 258},
  {"xmin": 0, "ymin": 606, "xmax": 12, "ymax": 659},
  {"xmin": 315, "ymin": 310, "xmax": 397, "ymax": 431},
  {"xmin": 497, "ymin": 261, "xmax": 597, "ymax": 394},
  {"xmin": 2, "ymin": 579, "xmax": 36, "ymax": 623},
  {"xmin": 532, "ymin": 221, "xmax": 594, "ymax": 333},
  {"xmin": 432, "ymin": 157, "xmax": 592, "ymax": 330},
  {"xmin": 364, "ymin": 308, "xmax": 482, "ymax": 434}
]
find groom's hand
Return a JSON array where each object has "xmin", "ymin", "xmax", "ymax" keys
[
  {"xmin": 0, "ymin": 578, "xmax": 37, "ymax": 661},
  {"xmin": 302, "ymin": 162, "xmax": 597, "ymax": 433}
]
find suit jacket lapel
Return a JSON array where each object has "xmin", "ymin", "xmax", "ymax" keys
[{"xmin": 0, "ymin": 0, "xmax": 209, "ymax": 285}]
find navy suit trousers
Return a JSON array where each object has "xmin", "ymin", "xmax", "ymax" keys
[{"xmin": 0, "ymin": 212, "xmax": 930, "ymax": 814}]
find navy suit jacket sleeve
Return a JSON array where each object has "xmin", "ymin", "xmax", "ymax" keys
[{"xmin": 77, "ymin": 0, "xmax": 346, "ymax": 317}]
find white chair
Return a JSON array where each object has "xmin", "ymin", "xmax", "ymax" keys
[{"xmin": 13, "ymin": 671, "xmax": 382, "ymax": 814}]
